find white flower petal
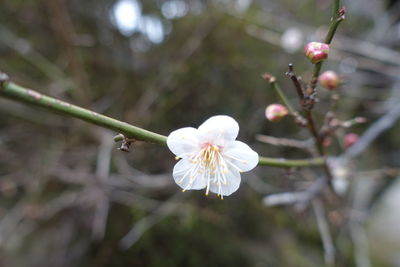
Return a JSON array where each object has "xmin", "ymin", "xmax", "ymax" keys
[
  {"xmin": 167, "ymin": 115, "xmax": 259, "ymax": 197},
  {"xmin": 172, "ymin": 159, "xmax": 206, "ymax": 190},
  {"xmin": 197, "ymin": 115, "xmax": 239, "ymax": 144},
  {"xmin": 167, "ymin": 127, "xmax": 199, "ymax": 158},
  {"xmin": 223, "ymin": 141, "xmax": 259, "ymax": 172},
  {"xmin": 209, "ymin": 167, "xmax": 241, "ymax": 196}
]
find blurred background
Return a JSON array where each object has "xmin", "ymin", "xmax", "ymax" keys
[{"xmin": 1, "ymin": 0, "xmax": 400, "ymax": 266}]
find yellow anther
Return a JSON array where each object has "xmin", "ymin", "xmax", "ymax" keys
[{"xmin": 175, "ymin": 156, "xmax": 180, "ymax": 160}]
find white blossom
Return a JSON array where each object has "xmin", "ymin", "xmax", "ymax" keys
[{"xmin": 167, "ymin": 115, "xmax": 259, "ymax": 198}]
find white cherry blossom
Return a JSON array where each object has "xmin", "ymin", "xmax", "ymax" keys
[{"xmin": 167, "ymin": 115, "xmax": 259, "ymax": 198}]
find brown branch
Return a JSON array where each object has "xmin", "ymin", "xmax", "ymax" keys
[{"xmin": 286, "ymin": 63, "xmax": 304, "ymax": 99}]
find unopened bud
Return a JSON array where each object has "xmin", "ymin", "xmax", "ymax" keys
[
  {"xmin": 265, "ymin": 104, "xmax": 288, "ymax": 122},
  {"xmin": 304, "ymin": 42, "xmax": 329, "ymax": 64},
  {"xmin": 344, "ymin": 133, "xmax": 359, "ymax": 148},
  {"xmin": 318, "ymin": 70, "xmax": 340, "ymax": 90},
  {"xmin": 262, "ymin": 73, "xmax": 275, "ymax": 83}
]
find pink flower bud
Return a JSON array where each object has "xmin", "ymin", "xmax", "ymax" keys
[
  {"xmin": 304, "ymin": 42, "xmax": 330, "ymax": 64},
  {"xmin": 318, "ymin": 71, "xmax": 340, "ymax": 90},
  {"xmin": 344, "ymin": 133, "xmax": 359, "ymax": 148},
  {"xmin": 265, "ymin": 104, "xmax": 288, "ymax": 122}
]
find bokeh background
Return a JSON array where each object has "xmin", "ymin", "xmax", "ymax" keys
[{"xmin": 1, "ymin": 0, "xmax": 400, "ymax": 266}]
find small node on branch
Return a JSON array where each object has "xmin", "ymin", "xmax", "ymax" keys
[
  {"xmin": 113, "ymin": 133, "xmax": 125, "ymax": 142},
  {"xmin": 261, "ymin": 73, "xmax": 276, "ymax": 83},
  {"xmin": 338, "ymin": 7, "xmax": 346, "ymax": 20},
  {"xmin": 293, "ymin": 112, "xmax": 308, "ymax": 127},
  {"xmin": 114, "ymin": 133, "xmax": 136, "ymax": 152},
  {"xmin": 0, "ymin": 71, "xmax": 9, "ymax": 88}
]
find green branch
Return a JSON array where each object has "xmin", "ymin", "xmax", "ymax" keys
[
  {"xmin": 268, "ymin": 77, "xmax": 298, "ymax": 115},
  {"xmin": 0, "ymin": 80, "xmax": 325, "ymax": 168},
  {"xmin": 263, "ymin": 73, "xmax": 307, "ymax": 126},
  {"xmin": 1, "ymin": 81, "xmax": 167, "ymax": 145},
  {"xmin": 325, "ymin": 0, "xmax": 343, "ymax": 44},
  {"xmin": 258, "ymin": 156, "xmax": 324, "ymax": 168}
]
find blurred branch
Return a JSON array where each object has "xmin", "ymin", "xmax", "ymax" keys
[
  {"xmin": 45, "ymin": 0, "xmax": 92, "ymax": 104},
  {"xmin": 120, "ymin": 192, "xmax": 187, "ymax": 249},
  {"xmin": 246, "ymin": 24, "xmax": 400, "ymax": 78},
  {"xmin": 348, "ymin": 177, "xmax": 375, "ymax": 267},
  {"xmin": 343, "ymin": 104, "xmax": 400, "ymax": 160},
  {"xmin": 342, "ymin": 81, "xmax": 400, "ymax": 160},
  {"xmin": 256, "ymin": 134, "xmax": 314, "ymax": 150},
  {"xmin": 0, "ymin": 79, "xmax": 325, "ymax": 168},
  {"xmin": 263, "ymin": 177, "xmax": 327, "ymax": 209},
  {"xmin": 134, "ymin": 18, "xmax": 217, "ymax": 123},
  {"xmin": 233, "ymin": 4, "xmax": 400, "ymax": 71},
  {"xmin": 0, "ymin": 26, "xmax": 75, "ymax": 89},
  {"xmin": 91, "ymin": 131, "xmax": 113, "ymax": 240},
  {"xmin": 312, "ymin": 199, "xmax": 335, "ymax": 266}
]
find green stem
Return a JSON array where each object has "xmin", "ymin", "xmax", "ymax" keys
[
  {"xmin": 324, "ymin": 18, "xmax": 342, "ymax": 45},
  {"xmin": 331, "ymin": 0, "xmax": 340, "ymax": 22},
  {"xmin": 325, "ymin": 0, "xmax": 342, "ymax": 44},
  {"xmin": 269, "ymin": 78, "xmax": 297, "ymax": 115},
  {"xmin": 0, "ymin": 80, "xmax": 325, "ymax": 168},
  {"xmin": 259, "ymin": 156, "xmax": 324, "ymax": 168}
]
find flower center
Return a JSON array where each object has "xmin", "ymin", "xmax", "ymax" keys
[
  {"xmin": 178, "ymin": 143, "xmax": 227, "ymax": 198},
  {"xmin": 200, "ymin": 144, "xmax": 221, "ymax": 166},
  {"xmin": 177, "ymin": 143, "xmax": 245, "ymax": 199},
  {"xmin": 197, "ymin": 144, "xmax": 227, "ymax": 198}
]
